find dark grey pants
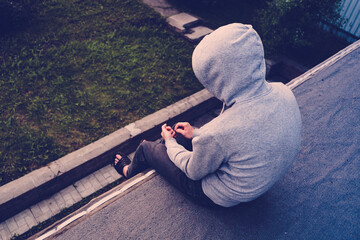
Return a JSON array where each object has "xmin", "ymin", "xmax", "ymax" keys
[{"xmin": 126, "ymin": 136, "xmax": 218, "ymax": 207}]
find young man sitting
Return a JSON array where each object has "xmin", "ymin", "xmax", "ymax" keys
[{"xmin": 113, "ymin": 23, "xmax": 302, "ymax": 207}]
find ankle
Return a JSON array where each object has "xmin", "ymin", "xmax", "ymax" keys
[{"xmin": 123, "ymin": 165, "xmax": 129, "ymax": 177}]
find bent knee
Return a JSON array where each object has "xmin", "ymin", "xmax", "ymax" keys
[
  {"xmin": 139, "ymin": 141, "xmax": 152, "ymax": 150},
  {"xmin": 139, "ymin": 140, "xmax": 166, "ymax": 157}
]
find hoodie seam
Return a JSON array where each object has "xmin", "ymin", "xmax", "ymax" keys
[{"xmin": 234, "ymin": 83, "xmax": 273, "ymax": 105}]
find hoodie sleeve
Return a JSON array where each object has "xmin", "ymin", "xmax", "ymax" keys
[{"xmin": 165, "ymin": 134, "xmax": 225, "ymax": 180}]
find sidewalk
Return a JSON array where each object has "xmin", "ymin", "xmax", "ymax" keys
[{"xmin": 34, "ymin": 39, "xmax": 360, "ymax": 240}]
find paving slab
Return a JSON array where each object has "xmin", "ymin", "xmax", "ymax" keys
[
  {"xmin": 60, "ymin": 185, "xmax": 82, "ymax": 206},
  {"xmin": 166, "ymin": 12, "xmax": 200, "ymax": 32},
  {"xmin": 29, "ymin": 204, "xmax": 43, "ymax": 223},
  {"xmin": 184, "ymin": 26, "xmax": 213, "ymax": 42},
  {"xmin": 43, "ymin": 198, "xmax": 61, "ymax": 217},
  {"xmin": 59, "ymin": 193, "xmax": 76, "ymax": 209},
  {"xmin": 0, "ymin": 231, "xmax": 10, "ymax": 240},
  {"xmin": 37, "ymin": 201, "xmax": 54, "ymax": 221},
  {"xmin": 107, "ymin": 166, "xmax": 123, "ymax": 181},
  {"xmin": 13, "ymin": 213, "xmax": 28, "ymax": 229},
  {"xmin": 98, "ymin": 166, "xmax": 118, "ymax": 184},
  {"xmin": 87, "ymin": 174, "xmax": 103, "ymax": 192},
  {"xmin": 93, "ymin": 170, "xmax": 109, "ymax": 188},
  {"xmin": 0, "ymin": 222, "xmax": 11, "ymax": 240},
  {"xmin": 73, "ymin": 179, "xmax": 93, "ymax": 199},
  {"xmin": 52, "ymin": 192, "xmax": 67, "ymax": 211},
  {"xmin": 4, "ymin": 218, "xmax": 17, "ymax": 236},
  {"xmin": 20, "ymin": 209, "xmax": 37, "ymax": 228}
]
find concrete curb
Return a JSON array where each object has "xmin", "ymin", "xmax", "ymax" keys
[{"xmin": 0, "ymin": 89, "xmax": 221, "ymax": 222}]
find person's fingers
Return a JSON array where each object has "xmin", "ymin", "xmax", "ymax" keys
[
  {"xmin": 162, "ymin": 124, "xmax": 174, "ymax": 131},
  {"xmin": 175, "ymin": 122, "xmax": 185, "ymax": 130},
  {"xmin": 175, "ymin": 123, "xmax": 186, "ymax": 132},
  {"xmin": 175, "ymin": 127, "xmax": 185, "ymax": 134}
]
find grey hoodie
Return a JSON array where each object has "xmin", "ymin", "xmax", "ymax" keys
[{"xmin": 165, "ymin": 23, "xmax": 302, "ymax": 207}]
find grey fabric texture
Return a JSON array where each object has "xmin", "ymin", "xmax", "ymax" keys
[{"xmin": 165, "ymin": 23, "xmax": 302, "ymax": 207}]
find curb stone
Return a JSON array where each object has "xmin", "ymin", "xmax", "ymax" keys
[
  {"xmin": 184, "ymin": 26, "xmax": 214, "ymax": 42},
  {"xmin": 166, "ymin": 12, "xmax": 214, "ymax": 42},
  {"xmin": 166, "ymin": 13, "xmax": 200, "ymax": 32}
]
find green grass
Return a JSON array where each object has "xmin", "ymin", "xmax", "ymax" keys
[{"xmin": 0, "ymin": 0, "xmax": 202, "ymax": 186}]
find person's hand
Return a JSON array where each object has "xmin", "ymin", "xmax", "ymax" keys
[
  {"xmin": 174, "ymin": 122, "xmax": 194, "ymax": 139},
  {"xmin": 161, "ymin": 124, "xmax": 176, "ymax": 141}
]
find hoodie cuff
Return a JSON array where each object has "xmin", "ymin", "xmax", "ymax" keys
[
  {"xmin": 193, "ymin": 128, "xmax": 200, "ymax": 138},
  {"xmin": 165, "ymin": 137, "xmax": 177, "ymax": 148}
]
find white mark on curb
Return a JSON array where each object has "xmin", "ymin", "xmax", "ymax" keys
[{"xmin": 124, "ymin": 123, "xmax": 142, "ymax": 137}]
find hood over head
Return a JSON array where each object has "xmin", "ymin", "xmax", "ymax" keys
[{"xmin": 192, "ymin": 23, "xmax": 271, "ymax": 106}]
